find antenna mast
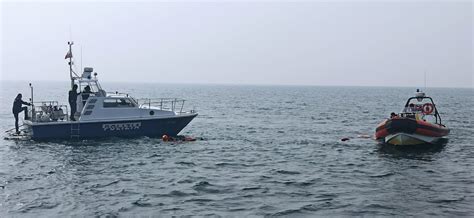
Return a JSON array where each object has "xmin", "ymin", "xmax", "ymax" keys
[
  {"xmin": 81, "ymin": 46, "xmax": 83, "ymax": 76},
  {"xmin": 424, "ymin": 71, "xmax": 427, "ymax": 90}
]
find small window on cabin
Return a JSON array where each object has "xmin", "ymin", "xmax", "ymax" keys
[
  {"xmin": 103, "ymin": 98, "xmax": 135, "ymax": 108},
  {"xmin": 88, "ymin": 99, "xmax": 98, "ymax": 104},
  {"xmin": 86, "ymin": 105, "xmax": 95, "ymax": 110},
  {"xmin": 83, "ymin": 110, "xmax": 93, "ymax": 115}
]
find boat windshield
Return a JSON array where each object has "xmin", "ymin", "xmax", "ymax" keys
[
  {"xmin": 402, "ymin": 98, "xmax": 432, "ymax": 113},
  {"xmin": 76, "ymin": 79, "xmax": 106, "ymax": 97},
  {"xmin": 401, "ymin": 96, "xmax": 441, "ymax": 125}
]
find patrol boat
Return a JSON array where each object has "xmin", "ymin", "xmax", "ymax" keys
[
  {"xmin": 375, "ymin": 89, "xmax": 449, "ymax": 145},
  {"xmin": 22, "ymin": 42, "xmax": 197, "ymax": 140}
]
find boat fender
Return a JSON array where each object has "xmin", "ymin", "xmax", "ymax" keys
[{"xmin": 422, "ymin": 103, "xmax": 434, "ymax": 115}]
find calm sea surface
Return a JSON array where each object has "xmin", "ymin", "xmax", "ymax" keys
[{"xmin": 0, "ymin": 81, "xmax": 473, "ymax": 216}]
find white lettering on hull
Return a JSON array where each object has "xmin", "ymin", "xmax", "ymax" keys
[{"xmin": 102, "ymin": 122, "xmax": 141, "ymax": 131}]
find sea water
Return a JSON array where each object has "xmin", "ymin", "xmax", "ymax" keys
[{"xmin": 0, "ymin": 81, "xmax": 473, "ymax": 216}]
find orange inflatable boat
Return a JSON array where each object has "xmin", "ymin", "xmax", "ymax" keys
[{"xmin": 375, "ymin": 90, "xmax": 450, "ymax": 145}]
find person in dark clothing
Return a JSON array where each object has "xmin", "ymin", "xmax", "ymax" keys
[
  {"xmin": 390, "ymin": 112, "xmax": 398, "ymax": 119},
  {"xmin": 12, "ymin": 93, "xmax": 31, "ymax": 134},
  {"xmin": 82, "ymin": 85, "xmax": 92, "ymax": 106},
  {"xmin": 68, "ymin": 84, "xmax": 81, "ymax": 121}
]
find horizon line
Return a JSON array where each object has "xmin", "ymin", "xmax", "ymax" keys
[{"xmin": 0, "ymin": 78, "xmax": 472, "ymax": 89}]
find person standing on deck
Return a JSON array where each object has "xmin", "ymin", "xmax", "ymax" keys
[
  {"xmin": 82, "ymin": 85, "xmax": 92, "ymax": 106},
  {"xmin": 12, "ymin": 93, "xmax": 31, "ymax": 134},
  {"xmin": 68, "ymin": 84, "xmax": 80, "ymax": 121}
]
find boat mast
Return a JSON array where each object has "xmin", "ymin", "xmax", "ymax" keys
[
  {"xmin": 68, "ymin": 41, "xmax": 74, "ymax": 89},
  {"xmin": 30, "ymin": 83, "xmax": 35, "ymax": 121}
]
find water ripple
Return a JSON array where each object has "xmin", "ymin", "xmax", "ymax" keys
[{"xmin": 0, "ymin": 84, "xmax": 472, "ymax": 216}]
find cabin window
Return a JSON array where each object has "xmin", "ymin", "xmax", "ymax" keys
[
  {"xmin": 88, "ymin": 99, "xmax": 98, "ymax": 104},
  {"xmin": 86, "ymin": 105, "xmax": 95, "ymax": 110},
  {"xmin": 103, "ymin": 98, "xmax": 135, "ymax": 108},
  {"xmin": 83, "ymin": 110, "xmax": 93, "ymax": 115}
]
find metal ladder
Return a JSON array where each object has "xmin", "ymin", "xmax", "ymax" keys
[{"xmin": 70, "ymin": 122, "xmax": 80, "ymax": 139}]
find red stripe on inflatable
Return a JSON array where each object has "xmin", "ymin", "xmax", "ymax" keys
[{"xmin": 375, "ymin": 128, "xmax": 388, "ymax": 139}]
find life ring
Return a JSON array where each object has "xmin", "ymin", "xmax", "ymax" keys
[{"xmin": 422, "ymin": 103, "xmax": 434, "ymax": 114}]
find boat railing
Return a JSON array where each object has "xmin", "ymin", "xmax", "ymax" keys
[
  {"xmin": 30, "ymin": 101, "xmax": 69, "ymax": 122},
  {"xmin": 136, "ymin": 98, "xmax": 190, "ymax": 114},
  {"xmin": 106, "ymin": 92, "xmax": 130, "ymax": 97}
]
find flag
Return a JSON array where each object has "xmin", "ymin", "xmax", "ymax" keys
[{"xmin": 65, "ymin": 50, "xmax": 72, "ymax": 59}]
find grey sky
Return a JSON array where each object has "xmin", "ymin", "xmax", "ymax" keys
[{"xmin": 1, "ymin": 1, "xmax": 472, "ymax": 87}]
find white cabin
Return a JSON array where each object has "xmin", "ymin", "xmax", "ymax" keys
[{"xmin": 77, "ymin": 94, "xmax": 177, "ymax": 121}]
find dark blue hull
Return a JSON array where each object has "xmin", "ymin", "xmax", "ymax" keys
[{"xmin": 28, "ymin": 114, "xmax": 197, "ymax": 140}]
